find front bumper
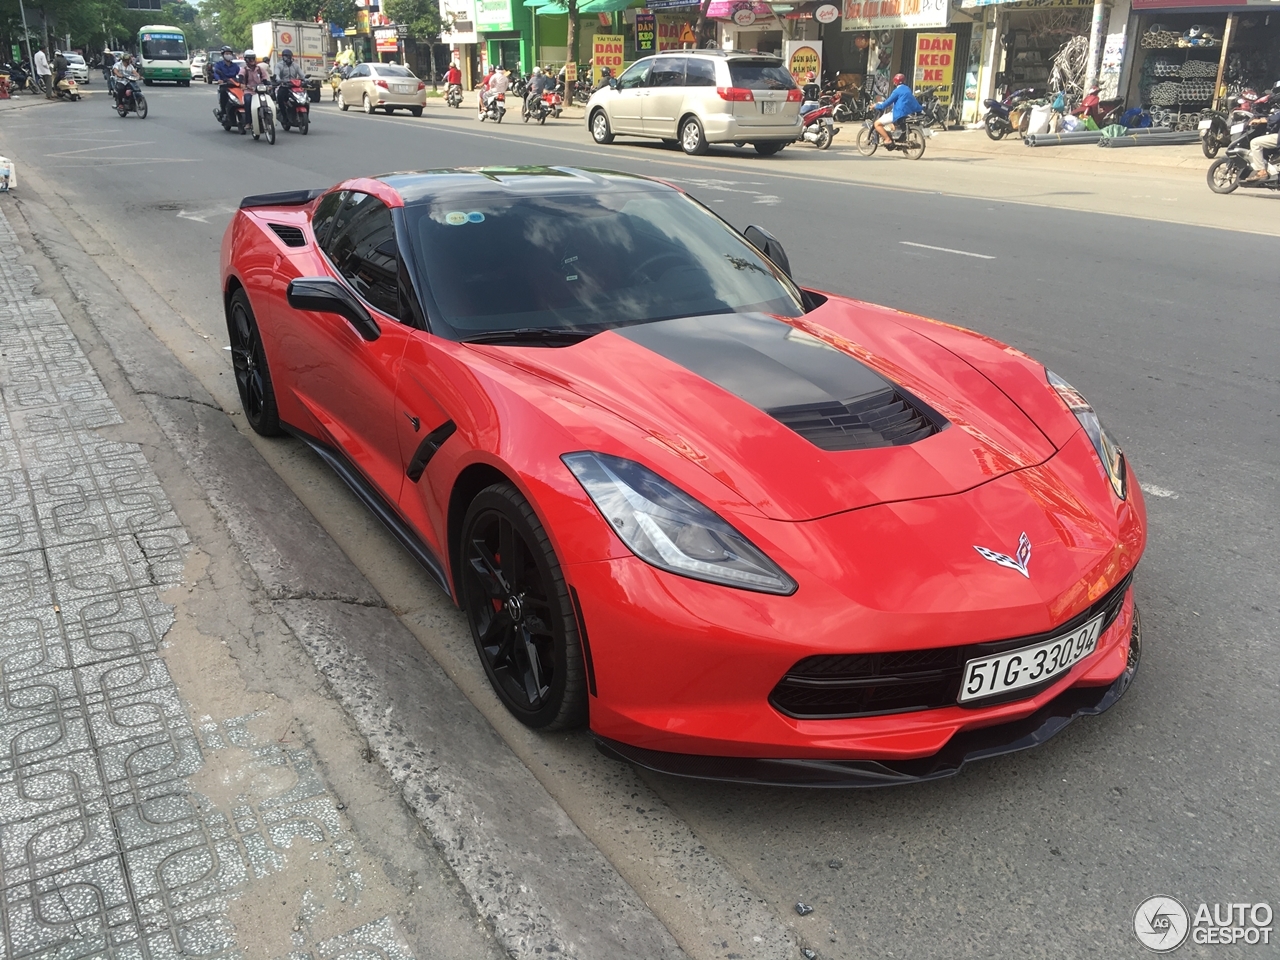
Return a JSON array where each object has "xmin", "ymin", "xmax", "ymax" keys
[{"xmin": 597, "ymin": 609, "xmax": 1141, "ymax": 787}]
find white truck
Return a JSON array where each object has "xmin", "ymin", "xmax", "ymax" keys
[{"xmin": 250, "ymin": 19, "xmax": 326, "ymax": 83}]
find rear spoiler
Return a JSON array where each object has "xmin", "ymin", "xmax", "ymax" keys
[{"xmin": 239, "ymin": 188, "xmax": 325, "ymax": 210}]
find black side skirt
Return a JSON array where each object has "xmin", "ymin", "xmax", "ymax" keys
[
  {"xmin": 283, "ymin": 424, "xmax": 453, "ymax": 599},
  {"xmin": 596, "ymin": 612, "xmax": 1141, "ymax": 789}
]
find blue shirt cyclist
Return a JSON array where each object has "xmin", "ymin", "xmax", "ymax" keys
[{"xmin": 873, "ymin": 73, "xmax": 922, "ymax": 143}]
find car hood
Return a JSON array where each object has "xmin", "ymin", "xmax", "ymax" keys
[{"xmin": 486, "ymin": 300, "xmax": 1058, "ymax": 522}]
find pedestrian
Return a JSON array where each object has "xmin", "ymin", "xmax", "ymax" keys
[{"xmin": 33, "ymin": 44, "xmax": 53, "ymax": 99}]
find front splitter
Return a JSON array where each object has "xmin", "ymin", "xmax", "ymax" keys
[{"xmin": 596, "ymin": 610, "xmax": 1142, "ymax": 788}]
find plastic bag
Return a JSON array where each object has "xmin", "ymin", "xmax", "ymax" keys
[
  {"xmin": 1052, "ymin": 91, "xmax": 1066, "ymax": 112},
  {"xmin": 1061, "ymin": 115, "xmax": 1083, "ymax": 132},
  {"xmin": 1083, "ymin": 115, "xmax": 1100, "ymax": 131},
  {"xmin": 1101, "ymin": 123, "xmax": 1127, "ymax": 138}
]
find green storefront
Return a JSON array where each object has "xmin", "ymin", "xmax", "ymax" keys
[{"xmin": 477, "ymin": 0, "xmax": 535, "ymax": 74}]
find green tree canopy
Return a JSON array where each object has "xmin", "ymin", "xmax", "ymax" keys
[{"xmin": 384, "ymin": 0, "xmax": 441, "ymax": 41}]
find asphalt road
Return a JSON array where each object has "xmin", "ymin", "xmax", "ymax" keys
[{"xmin": 2, "ymin": 84, "xmax": 1276, "ymax": 960}]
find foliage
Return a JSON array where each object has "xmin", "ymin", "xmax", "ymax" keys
[
  {"xmin": 199, "ymin": 0, "xmax": 356, "ymax": 51},
  {"xmin": 384, "ymin": 0, "xmax": 441, "ymax": 41}
]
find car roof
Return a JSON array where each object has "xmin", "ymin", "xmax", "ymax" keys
[
  {"xmin": 378, "ymin": 166, "xmax": 677, "ymax": 205},
  {"xmin": 648, "ymin": 50, "xmax": 783, "ymax": 61}
]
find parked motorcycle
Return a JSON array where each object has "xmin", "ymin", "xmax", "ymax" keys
[
  {"xmin": 855, "ymin": 115, "xmax": 927, "ymax": 159},
  {"xmin": 1200, "ymin": 88, "xmax": 1269, "ymax": 158},
  {"xmin": 1076, "ymin": 85, "xmax": 1124, "ymax": 129},
  {"xmin": 1, "ymin": 61, "xmax": 36, "ymax": 95},
  {"xmin": 918, "ymin": 89, "xmax": 949, "ymax": 129},
  {"xmin": 250, "ymin": 83, "xmax": 277, "ymax": 143},
  {"xmin": 512, "ymin": 73, "xmax": 529, "ymax": 100},
  {"xmin": 982, "ymin": 87, "xmax": 1039, "ymax": 140},
  {"xmin": 799, "ymin": 100, "xmax": 837, "ymax": 149},
  {"xmin": 215, "ymin": 79, "xmax": 247, "ymax": 132},
  {"xmin": 479, "ymin": 91, "xmax": 506, "ymax": 122},
  {"xmin": 1207, "ymin": 121, "xmax": 1279, "ymax": 193},
  {"xmin": 445, "ymin": 82, "xmax": 463, "ymax": 108},
  {"xmin": 115, "ymin": 79, "xmax": 147, "ymax": 118},
  {"xmin": 276, "ymin": 78, "xmax": 310, "ymax": 134}
]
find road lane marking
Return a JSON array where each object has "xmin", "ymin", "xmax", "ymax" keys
[
  {"xmin": 899, "ymin": 241, "xmax": 995, "ymax": 259},
  {"xmin": 1140, "ymin": 483, "xmax": 1179, "ymax": 499}
]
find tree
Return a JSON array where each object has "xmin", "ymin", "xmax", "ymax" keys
[
  {"xmin": 384, "ymin": 0, "xmax": 441, "ymax": 39},
  {"xmin": 565, "ymin": 0, "xmax": 578, "ymax": 69}
]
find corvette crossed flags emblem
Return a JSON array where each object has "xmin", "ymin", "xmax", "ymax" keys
[{"xmin": 973, "ymin": 532, "xmax": 1032, "ymax": 578}]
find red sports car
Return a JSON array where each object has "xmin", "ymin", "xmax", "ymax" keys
[{"xmin": 220, "ymin": 167, "xmax": 1145, "ymax": 786}]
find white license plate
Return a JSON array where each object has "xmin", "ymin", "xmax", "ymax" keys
[
  {"xmin": 761, "ymin": 100, "xmax": 779, "ymax": 114},
  {"xmin": 1199, "ymin": 119, "xmax": 1213, "ymax": 130},
  {"xmin": 396, "ymin": 84, "xmax": 413, "ymax": 94},
  {"xmin": 958, "ymin": 612, "xmax": 1104, "ymax": 703},
  {"xmin": 1231, "ymin": 122, "xmax": 1246, "ymax": 134}
]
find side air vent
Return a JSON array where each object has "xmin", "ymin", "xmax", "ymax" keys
[
  {"xmin": 268, "ymin": 223, "xmax": 307, "ymax": 247},
  {"xmin": 767, "ymin": 386, "xmax": 941, "ymax": 452}
]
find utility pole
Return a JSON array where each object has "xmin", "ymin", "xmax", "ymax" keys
[{"xmin": 17, "ymin": 0, "xmax": 35, "ymax": 68}]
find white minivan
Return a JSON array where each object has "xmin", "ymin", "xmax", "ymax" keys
[{"xmin": 586, "ymin": 50, "xmax": 802, "ymax": 156}]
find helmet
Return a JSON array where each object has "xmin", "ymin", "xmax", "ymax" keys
[
  {"xmin": 806, "ymin": 70, "xmax": 816, "ymax": 81},
  {"xmin": 221, "ymin": 45, "xmax": 232, "ymax": 54},
  {"xmin": 601, "ymin": 66, "xmax": 612, "ymax": 78},
  {"xmin": 532, "ymin": 65, "xmax": 542, "ymax": 74},
  {"xmin": 1271, "ymin": 80, "xmax": 1280, "ymax": 97},
  {"xmin": 891, "ymin": 72, "xmax": 906, "ymax": 86},
  {"xmin": 281, "ymin": 48, "xmax": 293, "ymax": 59},
  {"xmin": 243, "ymin": 49, "xmax": 256, "ymax": 60},
  {"xmin": 122, "ymin": 53, "xmax": 132, "ymax": 62}
]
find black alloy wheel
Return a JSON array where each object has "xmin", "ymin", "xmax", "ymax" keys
[
  {"xmin": 460, "ymin": 483, "xmax": 587, "ymax": 730},
  {"xmin": 227, "ymin": 289, "xmax": 282, "ymax": 436}
]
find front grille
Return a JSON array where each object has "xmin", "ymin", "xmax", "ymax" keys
[
  {"xmin": 768, "ymin": 387, "xmax": 941, "ymax": 452},
  {"xmin": 268, "ymin": 223, "xmax": 307, "ymax": 247},
  {"xmin": 769, "ymin": 574, "xmax": 1133, "ymax": 719}
]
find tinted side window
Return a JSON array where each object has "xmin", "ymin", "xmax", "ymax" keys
[
  {"xmin": 685, "ymin": 58, "xmax": 716, "ymax": 87},
  {"xmin": 311, "ymin": 191, "xmax": 344, "ymax": 247},
  {"xmin": 728, "ymin": 60, "xmax": 796, "ymax": 90},
  {"xmin": 617, "ymin": 59, "xmax": 652, "ymax": 90},
  {"xmin": 649, "ymin": 57, "xmax": 686, "ymax": 88},
  {"xmin": 321, "ymin": 192, "xmax": 403, "ymax": 321}
]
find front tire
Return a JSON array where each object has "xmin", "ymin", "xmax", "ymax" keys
[
  {"xmin": 227, "ymin": 289, "xmax": 282, "ymax": 437},
  {"xmin": 363, "ymin": 93, "xmax": 374, "ymax": 114},
  {"xmin": 136, "ymin": 95, "xmax": 148, "ymax": 119},
  {"xmin": 460, "ymin": 483, "xmax": 587, "ymax": 731},
  {"xmin": 985, "ymin": 115, "xmax": 1006, "ymax": 140},
  {"xmin": 1202, "ymin": 137, "xmax": 1220, "ymax": 160},
  {"xmin": 263, "ymin": 111, "xmax": 275, "ymax": 144},
  {"xmin": 590, "ymin": 109, "xmax": 614, "ymax": 144},
  {"xmin": 1207, "ymin": 157, "xmax": 1243, "ymax": 194},
  {"xmin": 855, "ymin": 125, "xmax": 879, "ymax": 156},
  {"xmin": 299, "ymin": 117, "xmax": 309, "ymax": 134},
  {"xmin": 680, "ymin": 116, "xmax": 708, "ymax": 155}
]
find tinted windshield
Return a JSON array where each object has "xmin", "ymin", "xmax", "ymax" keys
[
  {"xmin": 141, "ymin": 33, "xmax": 187, "ymax": 60},
  {"xmin": 728, "ymin": 60, "xmax": 794, "ymax": 89},
  {"xmin": 375, "ymin": 64, "xmax": 414, "ymax": 77},
  {"xmin": 406, "ymin": 191, "xmax": 803, "ymax": 340}
]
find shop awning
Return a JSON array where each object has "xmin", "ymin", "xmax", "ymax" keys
[
  {"xmin": 580, "ymin": 0, "xmax": 637, "ymax": 12},
  {"xmin": 705, "ymin": 0, "xmax": 774, "ymax": 18}
]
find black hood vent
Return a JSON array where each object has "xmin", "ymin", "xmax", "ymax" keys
[
  {"xmin": 616, "ymin": 314, "xmax": 946, "ymax": 452},
  {"xmin": 268, "ymin": 223, "xmax": 307, "ymax": 247},
  {"xmin": 770, "ymin": 387, "xmax": 939, "ymax": 451}
]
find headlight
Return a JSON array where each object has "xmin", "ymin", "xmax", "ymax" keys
[
  {"xmin": 1046, "ymin": 370, "xmax": 1126, "ymax": 500},
  {"xmin": 562, "ymin": 452, "xmax": 797, "ymax": 595}
]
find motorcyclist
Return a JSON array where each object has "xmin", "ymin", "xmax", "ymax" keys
[
  {"xmin": 111, "ymin": 53, "xmax": 140, "ymax": 105},
  {"xmin": 479, "ymin": 65, "xmax": 507, "ymax": 119},
  {"xmin": 213, "ymin": 46, "xmax": 239, "ymax": 120},
  {"xmin": 593, "ymin": 65, "xmax": 612, "ymax": 94},
  {"xmin": 239, "ymin": 50, "xmax": 271, "ymax": 133},
  {"xmin": 802, "ymin": 70, "xmax": 821, "ymax": 104},
  {"xmin": 445, "ymin": 60, "xmax": 462, "ymax": 96},
  {"xmin": 873, "ymin": 72, "xmax": 922, "ymax": 144},
  {"xmin": 1243, "ymin": 82, "xmax": 1280, "ymax": 183},
  {"xmin": 273, "ymin": 47, "xmax": 306, "ymax": 115},
  {"xmin": 526, "ymin": 65, "xmax": 551, "ymax": 115}
]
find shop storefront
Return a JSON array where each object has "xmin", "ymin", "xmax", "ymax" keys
[
  {"xmin": 442, "ymin": 0, "xmax": 483, "ymax": 87},
  {"xmin": 840, "ymin": 0, "xmax": 951, "ymax": 100},
  {"xmin": 477, "ymin": 0, "xmax": 534, "ymax": 73},
  {"xmin": 1127, "ymin": 0, "xmax": 1280, "ymax": 123},
  {"xmin": 710, "ymin": 1, "xmax": 785, "ymax": 54}
]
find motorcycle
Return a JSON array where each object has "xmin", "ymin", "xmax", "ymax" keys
[
  {"xmin": 250, "ymin": 83, "xmax": 277, "ymax": 143},
  {"xmin": 1200, "ymin": 88, "xmax": 1268, "ymax": 159},
  {"xmin": 855, "ymin": 115, "xmax": 927, "ymax": 159},
  {"xmin": 1075, "ymin": 85, "xmax": 1124, "ymax": 129},
  {"xmin": 917, "ymin": 88, "xmax": 949, "ymax": 129},
  {"xmin": 55, "ymin": 74, "xmax": 81, "ymax": 102},
  {"xmin": 276, "ymin": 78, "xmax": 310, "ymax": 134},
  {"xmin": 215, "ymin": 79, "xmax": 248, "ymax": 132},
  {"xmin": 445, "ymin": 82, "xmax": 462, "ymax": 108},
  {"xmin": 1207, "ymin": 120, "xmax": 1280, "ymax": 193},
  {"xmin": 327, "ymin": 66, "xmax": 344, "ymax": 101},
  {"xmin": 115, "ymin": 78, "xmax": 147, "ymax": 118},
  {"xmin": 512, "ymin": 73, "xmax": 529, "ymax": 100},
  {"xmin": 1, "ymin": 61, "xmax": 36, "ymax": 95},
  {"xmin": 523, "ymin": 89, "xmax": 562, "ymax": 124},
  {"xmin": 981, "ymin": 87, "xmax": 1039, "ymax": 140},
  {"xmin": 799, "ymin": 99, "xmax": 837, "ymax": 149},
  {"xmin": 479, "ymin": 91, "xmax": 505, "ymax": 122}
]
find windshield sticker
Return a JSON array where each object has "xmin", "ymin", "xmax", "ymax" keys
[
  {"xmin": 445, "ymin": 212, "xmax": 468, "ymax": 225},
  {"xmin": 466, "ymin": 211, "xmax": 485, "ymax": 223}
]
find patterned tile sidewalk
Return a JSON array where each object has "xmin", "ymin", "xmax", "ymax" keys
[{"xmin": 0, "ymin": 204, "xmax": 416, "ymax": 959}]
